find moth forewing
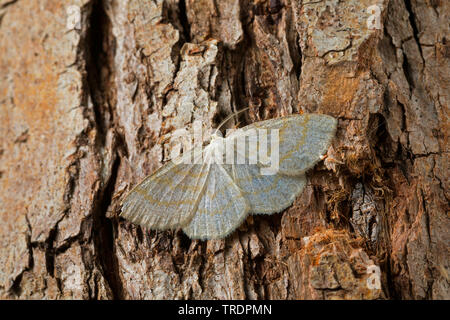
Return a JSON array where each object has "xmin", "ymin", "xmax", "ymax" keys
[{"xmin": 260, "ymin": 128, "xmax": 279, "ymax": 176}]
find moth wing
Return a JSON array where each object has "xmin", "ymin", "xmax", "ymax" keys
[
  {"xmin": 120, "ymin": 148, "xmax": 208, "ymax": 230},
  {"xmin": 182, "ymin": 163, "xmax": 249, "ymax": 240},
  {"xmin": 230, "ymin": 164, "xmax": 307, "ymax": 214},
  {"xmin": 236, "ymin": 114, "xmax": 337, "ymax": 175}
]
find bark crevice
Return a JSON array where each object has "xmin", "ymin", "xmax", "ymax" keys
[{"xmin": 84, "ymin": 0, "xmax": 122, "ymax": 299}]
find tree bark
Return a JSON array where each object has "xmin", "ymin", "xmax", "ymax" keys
[{"xmin": 0, "ymin": 0, "xmax": 448, "ymax": 299}]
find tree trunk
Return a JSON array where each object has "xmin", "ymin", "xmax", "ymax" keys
[{"xmin": 0, "ymin": 0, "xmax": 448, "ymax": 300}]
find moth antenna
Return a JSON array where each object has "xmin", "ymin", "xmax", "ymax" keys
[{"xmin": 213, "ymin": 107, "xmax": 251, "ymax": 136}]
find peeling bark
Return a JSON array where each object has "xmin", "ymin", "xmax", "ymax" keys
[{"xmin": 0, "ymin": 0, "xmax": 448, "ymax": 299}]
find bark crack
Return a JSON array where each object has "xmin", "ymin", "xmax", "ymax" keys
[{"xmin": 178, "ymin": 0, "xmax": 191, "ymax": 42}]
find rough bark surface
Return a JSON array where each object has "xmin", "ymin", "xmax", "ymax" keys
[{"xmin": 0, "ymin": 0, "xmax": 448, "ymax": 299}]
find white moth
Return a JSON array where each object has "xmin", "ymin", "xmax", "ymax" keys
[{"xmin": 120, "ymin": 113, "xmax": 337, "ymax": 240}]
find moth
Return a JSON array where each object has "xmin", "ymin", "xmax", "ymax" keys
[{"xmin": 120, "ymin": 113, "xmax": 337, "ymax": 240}]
